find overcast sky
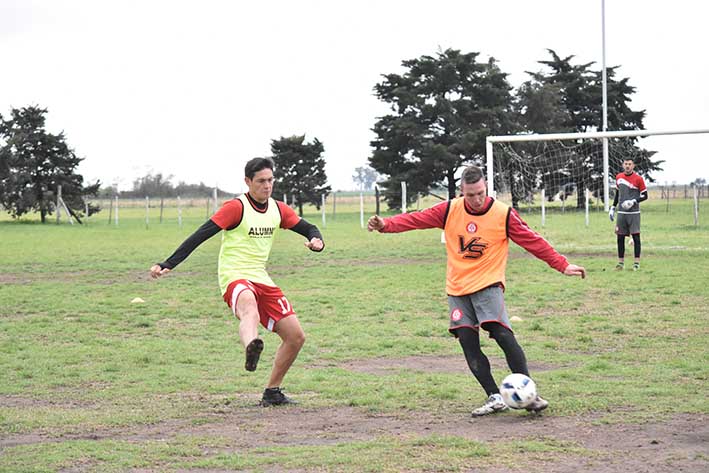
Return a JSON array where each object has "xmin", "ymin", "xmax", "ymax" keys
[{"xmin": 2, "ymin": 0, "xmax": 708, "ymax": 193}]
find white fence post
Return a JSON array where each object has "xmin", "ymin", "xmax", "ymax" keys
[
  {"xmin": 56, "ymin": 185, "xmax": 62, "ymax": 224},
  {"xmin": 114, "ymin": 196, "xmax": 119, "ymax": 226},
  {"xmin": 584, "ymin": 188, "xmax": 590, "ymax": 227},
  {"xmin": 321, "ymin": 194, "xmax": 326, "ymax": 227},
  {"xmin": 401, "ymin": 181, "xmax": 407, "ymax": 214},
  {"xmin": 541, "ymin": 189, "xmax": 546, "ymax": 227},
  {"xmin": 177, "ymin": 196, "xmax": 183, "ymax": 228},
  {"xmin": 360, "ymin": 192, "xmax": 364, "ymax": 229}
]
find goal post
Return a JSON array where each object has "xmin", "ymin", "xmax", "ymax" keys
[{"xmin": 486, "ymin": 128, "xmax": 709, "ymax": 212}]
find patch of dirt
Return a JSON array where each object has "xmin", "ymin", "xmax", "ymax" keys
[
  {"xmin": 0, "ymin": 394, "xmax": 97, "ymax": 410},
  {"xmin": 318, "ymin": 354, "xmax": 564, "ymax": 376},
  {"xmin": 3, "ymin": 402, "xmax": 706, "ymax": 472}
]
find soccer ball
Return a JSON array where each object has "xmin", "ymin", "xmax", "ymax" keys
[{"xmin": 499, "ymin": 373, "xmax": 537, "ymax": 409}]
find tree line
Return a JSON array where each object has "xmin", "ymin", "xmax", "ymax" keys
[
  {"xmin": 1, "ymin": 48, "xmax": 662, "ymax": 222},
  {"xmin": 369, "ymin": 48, "xmax": 661, "ymax": 209}
]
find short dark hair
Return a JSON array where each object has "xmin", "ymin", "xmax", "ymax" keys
[
  {"xmin": 244, "ymin": 157, "xmax": 274, "ymax": 179},
  {"xmin": 623, "ymin": 157, "xmax": 635, "ymax": 163},
  {"xmin": 461, "ymin": 166, "xmax": 484, "ymax": 185}
]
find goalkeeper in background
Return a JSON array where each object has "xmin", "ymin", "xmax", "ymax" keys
[
  {"xmin": 608, "ymin": 157, "xmax": 648, "ymax": 271},
  {"xmin": 368, "ymin": 165, "xmax": 586, "ymax": 417}
]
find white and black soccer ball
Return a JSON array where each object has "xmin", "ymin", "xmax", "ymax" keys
[{"xmin": 499, "ymin": 373, "xmax": 537, "ymax": 409}]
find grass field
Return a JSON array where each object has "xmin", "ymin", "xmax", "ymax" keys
[{"xmin": 1, "ymin": 197, "xmax": 707, "ymax": 472}]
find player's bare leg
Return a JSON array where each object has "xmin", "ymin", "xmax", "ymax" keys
[
  {"xmin": 235, "ymin": 291, "xmax": 263, "ymax": 371},
  {"xmin": 261, "ymin": 315, "xmax": 305, "ymax": 406},
  {"xmin": 269, "ymin": 315, "xmax": 305, "ymax": 387}
]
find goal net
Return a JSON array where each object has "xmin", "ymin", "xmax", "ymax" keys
[{"xmin": 486, "ymin": 129, "xmax": 709, "ymax": 215}]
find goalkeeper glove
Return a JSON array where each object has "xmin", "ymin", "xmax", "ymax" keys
[
  {"xmin": 621, "ymin": 199, "xmax": 637, "ymax": 210},
  {"xmin": 609, "ymin": 206, "xmax": 615, "ymax": 221}
]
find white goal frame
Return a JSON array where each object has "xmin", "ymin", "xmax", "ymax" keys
[{"xmin": 486, "ymin": 128, "xmax": 709, "ymax": 211}]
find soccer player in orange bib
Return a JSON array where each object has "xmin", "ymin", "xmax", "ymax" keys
[
  {"xmin": 150, "ymin": 157, "xmax": 324, "ymax": 406},
  {"xmin": 368, "ymin": 165, "xmax": 585, "ymax": 416}
]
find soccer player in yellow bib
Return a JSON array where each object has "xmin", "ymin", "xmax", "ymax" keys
[
  {"xmin": 150, "ymin": 158, "xmax": 324, "ymax": 406},
  {"xmin": 368, "ymin": 166, "xmax": 585, "ymax": 416}
]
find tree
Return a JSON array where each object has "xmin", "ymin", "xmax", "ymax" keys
[
  {"xmin": 352, "ymin": 165, "xmax": 379, "ymax": 190},
  {"xmin": 131, "ymin": 172, "xmax": 175, "ymax": 197},
  {"xmin": 271, "ymin": 135, "xmax": 331, "ymax": 216},
  {"xmin": 0, "ymin": 106, "xmax": 100, "ymax": 222},
  {"xmin": 514, "ymin": 50, "xmax": 662, "ymax": 208},
  {"xmin": 370, "ymin": 48, "xmax": 515, "ymax": 208}
]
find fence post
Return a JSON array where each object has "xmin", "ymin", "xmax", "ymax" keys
[
  {"xmin": 145, "ymin": 196, "xmax": 150, "ymax": 229},
  {"xmin": 541, "ymin": 189, "xmax": 546, "ymax": 227},
  {"xmin": 114, "ymin": 195, "xmax": 119, "ymax": 226},
  {"xmin": 332, "ymin": 192, "xmax": 337, "ymax": 220},
  {"xmin": 177, "ymin": 196, "xmax": 183, "ymax": 228},
  {"xmin": 360, "ymin": 192, "xmax": 364, "ymax": 229},
  {"xmin": 321, "ymin": 194, "xmax": 326, "ymax": 227},
  {"xmin": 56, "ymin": 185, "xmax": 62, "ymax": 224},
  {"xmin": 401, "ymin": 181, "xmax": 407, "ymax": 214}
]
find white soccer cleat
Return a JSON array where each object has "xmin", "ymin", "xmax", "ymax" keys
[{"xmin": 471, "ymin": 394, "xmax": 509, "ymax": 417}]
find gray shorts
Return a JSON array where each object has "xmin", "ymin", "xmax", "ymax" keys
[
  {"xmin": 448, "ymin": 285, "xmax": 512, "ymax": 335},
  {"xmin": 616, "ymin": 212, "xmax": 641, "ymax": 235}
]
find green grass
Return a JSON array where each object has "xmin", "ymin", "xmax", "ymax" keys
[{"xmin": 0, "ymin": 197, "xmax": 707, "ymax": 471}]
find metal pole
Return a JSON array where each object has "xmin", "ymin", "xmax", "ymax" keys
[
  {"xmin": 486, "ymin": 139, "xmax": 494, "ymax": 197},
  {"xmin": 602, "ymin": 0, "xmax": 610, "ymax": 212}
]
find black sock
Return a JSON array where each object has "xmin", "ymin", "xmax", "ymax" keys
[
  {"xmin": 632, "ymin": 234, "xmax": 641, "ymax": 258},
  {"xmin": 483, "ymin": 323, "xmax": 529, "ymax": 376},
  {"xmin": 455, "ymin": 327, "xmax": 499, "ymax": 395},
  {"xmin": 617, "ymin": 234, "xmax": 626, "ymax": 259}
]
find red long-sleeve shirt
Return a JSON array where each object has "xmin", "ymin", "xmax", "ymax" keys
[{"xmin": 380, "ymin": 197, "xmax": 569, "ymax": 273}]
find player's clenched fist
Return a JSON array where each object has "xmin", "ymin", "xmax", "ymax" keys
[
  {"xmin": 367, "ymin": 215, "xmax": 385, "ymax": 232},
  {"xmin": 150, "ymin": 264, "xmax": 171, "ymax": 279}
]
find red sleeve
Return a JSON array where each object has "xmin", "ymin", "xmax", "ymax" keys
[
  {"xmin": 277, "ymin": 201, "xmax": 301, "ymax": 229},
  {"xmin": 507, "ymin": 208, "xmax": 569, "ymax": 273},
  {"xmin": 210, "ymin": 199, "xmax": 244, "ymax": 229},
  {"xmin": 637, "ymin": 174, "xmax": 647, "ymax": 192},
  {"xmin": 381, "ymin": 201, "xmax": 448, "ymax": 233}
]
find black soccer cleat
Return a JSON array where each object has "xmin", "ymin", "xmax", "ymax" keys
[
  {"xmin": 524, "ymin": 395, "xmax": 549, "ymax": 413},
  {"xmin": 244, "ymin": 338, "xmax": 264, "ymax": 372},
  {"xmin": 260, "ymin": 387, "xmax": 297, "ymax": 406}
]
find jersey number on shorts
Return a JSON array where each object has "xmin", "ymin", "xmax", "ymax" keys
[{"xmin": 277, "ymin": 297, "xmax": 292, "ymax": 314}]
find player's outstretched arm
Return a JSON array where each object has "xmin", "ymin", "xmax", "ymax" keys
[
  {"xmin": 289, "ymin": 217, "xmax": 324, "ymax": 252},
  {"xmin": 149, "ymin": 219, "xmax": 221, "ymax": 279},
  {"xmin": 563, "ymin": 264, "xmax": 586, "ymax": 279}
]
